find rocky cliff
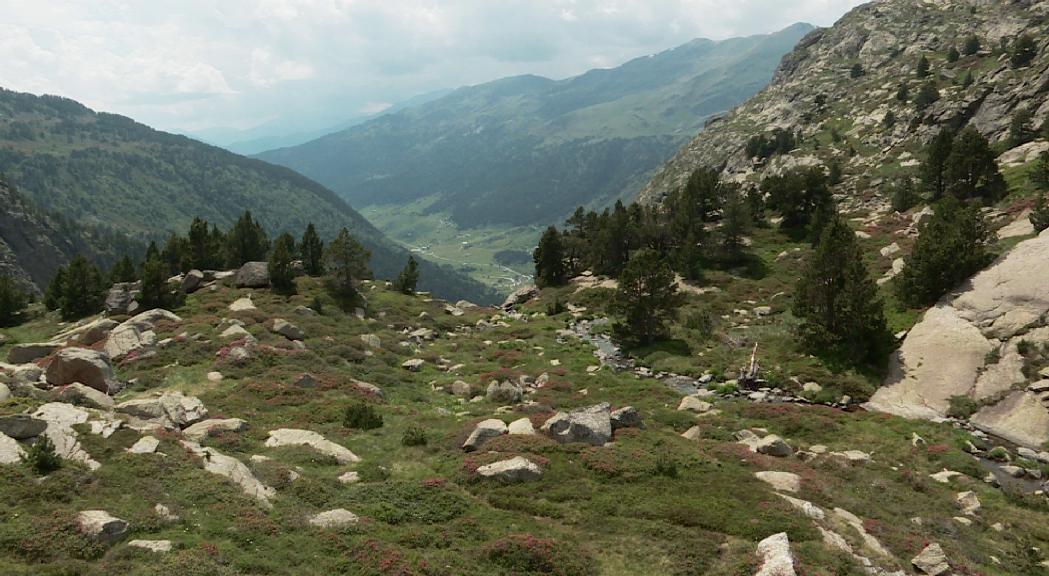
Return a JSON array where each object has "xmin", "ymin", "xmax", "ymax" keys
[
  {"xmin": 639, "ymin": 0, "xmax": 1049, "ymax": 205},
  {"xmin": 0, "ymin": 180, "xmax": 83, "ymax": 292}
]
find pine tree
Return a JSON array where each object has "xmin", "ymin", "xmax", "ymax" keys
[
  {"xmin": 890, "ymin": 178, "xmax": 921, "ymax": 213},
  {"xmin": 139, "ymin": 255, "xmax": 173, "ymax": 310},
  {"xmin": 1008, "ymin": 108, "xmax": 1034, "ymax": 147},
  {"xmin": 300, "ymin": 223, "xmax": 325, "ymax": 276},
  {"xmin": 914, "ymin": 82, "xmax": 940, "ymax": 112},
  {"xmin": 916, "ymin": 55, "xmax": 930, "ymax": 78},
  {"xmin": 393, "ymin": 256, "xmax": 420, "ymax": 295},
  {"xmin": 944, "ymin": 126, "xmax": 1006, "ymax": 203},
  {"xmin": 60, "ymin": 255, "xmax": 105, "ymax": 320},
  {"xmin": 849, "ymin": 63, "xmax": 864, "ymax": 78},
  {"xmin": 1010, "ymin": 34, "xmax": 1037, "ymax": 68},
  {"xmin": 324, "ymin": 228, "xmax": 371, "ymax": 310},
  {"xmin": 534, "ymin": 226, "xmax": 567, "ymax": 288},
  {"xmin": 226, "ymin": 211, "xmax": 270, "ymax": 268},
  {"xmin": 268, "ymin": 232, "xmax": 298, "ymax": 295},
  {"xmin": 895, "ymin": 83, "xmax": 909, "ymax": 102},
  {"xmin": 188, "ymin": 217, "xmax": 222, "ymax": 270},
  {"xmin": 947, "ymin": 47, "xmax": 960, "ymax": 63},
  {"xmin": 108, "ymin": 255, "xmax": 137, "ymax": 284},
  {"xmin": 882, "ymin": 110, "xmax": 896, "ymax": 129},
  {"xmin": 919, "ymin": 129, "xmax": 954, "ymax": 200},
  {"xmin": 718, "ymin": 186, "xmax": 751, "ymax": 263},
  {"xmin": 612, "ymin": 249, "xmax": 683, "ymax": 347},
  {"xmin": 763, "ymin": 167, "xmax": 833, "ymax": 234},
  {"xmin": 161, "ymin": 233, "xmax": 190, "ymax": 275},
  {"xmin": 962, "ymin": 35, "xmax": 981, "ymax": 56},
  {"xmin": 0, "ymin": 274, "xmax": 28, "ymax": 326},
  {"xmin": 793, "ymin": 216, "xmax": 889, "ymax": 365},
  {"xmin": 143, "ymin": 241, "xmax": 160, "ymax": 264},
  {"xmin": 1030, "ymin": 194, "xmax": 1049, "ymax": 233},
  {"xmin": 1030, "ymin": 152, "xmax": 1049, "ymax": 191},
  {"xmin": 44, "ymin": 267, "xmax": 66, "ymax": 311},
  {"xmin": 895, "ymin": 196, "xmax": 991, "ymax": 308},
  {"xmin": 961, "ymin": 70, "xmax": 974, "ymax": 88}
]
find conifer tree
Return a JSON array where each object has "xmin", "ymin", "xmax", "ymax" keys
[
  {"xmin": 44, "ymin": 267, "xmax": 66, "ymax": 311},
  {"xmin": 612, "ymin": 249, "xmax": 683, "ymax": 347},
  {"xmin": 268, "ymin": 232, "xmax": 298, "ymax": 295},
  {"xmin": 60, "ymin": 255, "xmax": 104, "ymax": 320},
  {"xmin": 763, "ymin": 167, "xmax": 833, "ymax": 234},
  {"xmin": 534, "ymin": 226, "xmax": 567, "ymax": 288},
  {"xmin": 895, "ymin": 83, "xmax": 909, "ymax": 102},
  {"xmin": 226, "ymin": 211, "xmax": 270, "ymax": 268},
  {"xmin": 300, "ymin": 223, "xmax": 325, "ymax": 276},
  {"xmin": 0, "ymin": 274, "xmax": 28, "ymax": 326},
  {"xmin": 393, "ymin": 256, "xmax": 420, "ymax": 295},
  {"xmin": 895, "ymin": 196, "xmax": 991, "ymax": 308},
  {"xmin": 718, "ymin": 186, "xmax": 751, "ymax": 263},
  {"xmin": 919, "ymin": 129, "xmax": 954, "ymax": 200},
  {"xmin": 1030, "ymin": 152, "xmax": 1049, "ymax": 191},
  {"xmin": 915, "ymin": 55, "xmax": 930, "ymax": 78},
  {"xmin": 849, "ymin": 63, "xmax": 864, "ymax": 78},
  {"xmin": 108, "ymin": 255, "xmax": 137, "ymax": 284},
  {"xmin": 188, "ymin": 217, "xmax": 222, "ymax": 270},
  {"xmin": 914, "ymin": 82, "xmax": 940, "ymax": 111},
  {"xmin": 944, "ymin": 126, "xmax": 1006, "ymax": 203},
  {"xmin": 1010, "ymin": 34, "xmax": 1037, "ymax": 68},
  {"xmin": 1008, "ymin": 108, "xmax": 1034, "ymax": 147},
  {"xmin": 794, "ymin": 216, "xmax": 889, "ymax": 365},
  {"xmin": 946, "ymin": 47, "xmax": 960, "ymax": 63},
  {"xmin": 1030, "ymin": 194, "xmax": 1049, "ymax": 234},
  {"xmin": 139, "ymin": 255, "xmax": 173, "ymax": 310},
  {"xmin": 961, "ymin": 71, "xmax": 974, "ymax": 88},
  {"xmin": 962, "ymin": 35, "xmax": 981, "ymax": 56},
  {"xmin": 161, "ymin": 233, "xmax": 190, "ymax": 275},
  {"xmin": 324, "ymin": 228, "xmax": 371, "ymax": 310}
]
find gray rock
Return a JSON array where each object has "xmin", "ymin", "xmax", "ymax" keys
[
  {"xmin": 127, "ymin": 436, "xmax": 160, "ymax": 454},
  {"xmin": 507, "ymin": 417, "xmax": 536, "ymax": 435},
  {"xmin": 77, "ymin": 510, "xmax": 129, "ymax": 545},
  {"xmin": 264, "ymin": 428, "xmax": 360, "ymax": 464},
  {"xmin": 449, "ymin": 380, "xmax": 477, "ymax": 398},
  {"xmin": 912, "ymin": 543, "xmax": 949, "ymax": 576},
  {"xmin": 308, "ymin": 509, "xmax": 359, "ymax": 529},
  {"xmin": 116, "ymin": 392, "xmax": 208, "ymax": 429},
  {"xmin": 485, "ymin": 381, "xmax": 523, "ymax": 404},
  {"xmin": 45, "ymin": 348, "xmax": 119, "ymax": 394},
  {"xmin": 128, "ymin": 539, "xmax": 173, "ymax": 553},
  {"xmin": 353, "ymin": 380, "xmax": 385, "ymax": 400},
  {"xmin": 402, "ymin": 359, "xmax": 425, "ymax": 372},
  {"xmin": 755, "ymin": 532, "xmax": 796, "ymax": 576},
  {"xmin": 180, "ymin": 440, "xmax": 275, "ymax": 506},
  {"xmin": 755, "ymin": 435, "xmax": 793, "ymax": 458},
  {"xmin": 7, "ymin": 342, "xmax": 60, "ymax": 364},
  {"xmin": 502, "ymin": 285, "xmax": 538, "ymax": 310},
  {"xmin": 271, "ymin": 319, "xmax": 304, "ymax": 341},
  {"xmin": 56, "ymin": 382, "xmax": 115, "ymax": 409},
  {"xmin": 678, "ymin": 396, "xmax": 712, "ymax": 413},
  {"xmin": 0, "ymin": 382, "xmax": 9, "ymax": 402},
  {"xmin": 360, "ymin": 334, "xmax": 381, "ymax": 349},
  {"xmin": 105, "ymin": 282, "xmax": 141, "ymax": 315},
  {"xmin": 234, "ymin": 261, "xmax": 270, "ymax": 288},
  {"xmin": 180, "ymin": 269, "xmax": 205, "ymax": 293},
  {"xmin": 610, "ymin": 406, "xmax": 643, "ymax": 430},
  {"xmin": 0, "ymin": 431, "xmax": 25, "ymax": 464},
  {"xmin": 540, "ymin": 403, "xmax": 612, "ymax": 446},
  {"xmin": 476, "ymin": 456, "xmax": 542, "ymax": 483},
  {"xmin": 0, "ymin": 414, "xmax": 48, "ymax": 440},
  {"xmin": 182, "ymin": 418, "xmax": 248, "ymax": 442},
  {"xmin": 229, "ymin": 297, "xmax": 256, "ymax": 312},
  {"xmin": 462, "ymin": 419, "xmax": 508, "ymax": 451}
]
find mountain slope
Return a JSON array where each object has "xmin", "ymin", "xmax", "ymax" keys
[
  {"xmin": 639, "ymin": 0, "xmax": 1049, "ymax": 204},
  {"xmin": 0, "ymin": 88, "xmax": 497, "ymax": 303},
  {"xmin": 258, "ymin": 24, "xmax": 814, "ymax": 229}
]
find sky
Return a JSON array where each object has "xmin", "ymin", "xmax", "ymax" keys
[{"xmin": 0, "ymin": 1, "xmax": 868, "ymax": 142}]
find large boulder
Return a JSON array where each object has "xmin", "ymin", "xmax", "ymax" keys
[
  {"xmin": 77, "ymin": 511, "xmax": 129, "ymax": 545},
  {"xmin": 52, "ymin": 318, "xmax": 119, "ymax": 347},
  {"xmin": 234, "ymin": 262, "xmax": 270, "ymax": 288},
  {"xmin": 485, "ymin": 381, "xmax": 523, "ymax": 404},
  {"xmin": 104, "ymin": 309, "xmax": 181, "ymax": 361},
  {"xmin": 0, "ymin": 431, "xmax": 25, "ymax": 464},
  {"xmin": 270, "ymin": 319, "xmax": 304, "ymax": 341},
  {"xmin": 116, "ymin": 392, "xmax": 207, "ymax": 429},
  {"xmin": 56, "ymin": 382, "xmax": 115, "ymax": 409},
  {"xmin": 502, "ymin": 285, "xmax": 538, "ymax": 310},
  {"xmin": 540, "ymin": 403, "xmax": 613, "ymax": 446},
  {"xmin": 755, "ymin": 532, "xmax": 796, "ymax": 576},
  {"xmin": 0, "ymin": 415, "xmax": 47, "ymax": 439},
  {"xmin": 32, "ymin": 403, "xmax": 102, "ymax": 470},
  {"xmin": 263, "ymin": 429, "xmax": 360, "ymax": 464},
  {"xmin": 476, "ymin": 456, "xmax": 543, "ymax": 483},
  {"xmin": 610, "ymin": 406, "xmax": 643, "ymax": 430},
  {"xmin": 462, "ymin": 419, "xmax": 508, "ymax": 451},
  {"xmin": 7, "ymin": 342, "xmax": 60, "ymax": 364},
  {"xmin": 180, "ymin": 269, "xmax": 205, "ymax": 293},
  {"xmin": 45, "ymin": 348, "xmax": 119, "ymax": 394},
  {"xmin": 105, "ymin": 282, "xmax": 141, "ymax": 316}
]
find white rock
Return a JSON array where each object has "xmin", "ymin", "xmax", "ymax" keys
[
  {"xmin": 755, "ymin": 532, "xmax": 796, "ymax": 576},
  {"xmin": 309, "ymin": 508, "xmax": 359, "ymax": 529},
  {"xmin": 228, "ymin": 297, "xmax": 256, "ymax": 312},
  {"xmin": 956, "ymin": 491, "xmax": 981, "ymax": 516},
  {"xmin": 32, "ymin": 402, "xmax": 100, "ymax": 470},
  {"xmin": 678, "ymin": 396, "xmax": 712, "ymax": 413},
  {"xmin": 507, "ymin": 418, "xmax": 536, "ymax": 435},
  {"xmin": 77, "ymin": 510, "xmax": 129, "ymax": 545},
  {"xmin": 128, "ymin": 539, "xmax": 173, "ymax": 553},
  {"xmin": 127, "ymin": 436, "xmax": 160, "ymax": 454},
  {"xmin": 912, "ymin": 543, "xmax": 950, "ymax": 576},
  {"xmin": 755, "ymin": 471, "xmax": 801, "ymax": 493},
  {"xmin": 338, "ymin": 471, "xmax": 360, "ymax": 484},
  {"xmin": 182, "ymin": 418, "xmax": 248, "ymax": 442},
  {"xmin": 402, "ymin": 359, "xmax": 425, "ymax": 372},
  {"xmin": 56, "ymin": 382, "xmax": 114, "ymax": 410},
  {"xmin": 264, "ymin": 429, "xmax": 360, "ymax": 464},
  {"xmin": 270, "ymin": 319, "xmax": 304, "ymax": 341},
  {"xmin": 0, "ymin": 431, "xmax": 25, "ymax": 464},
  {"xmin": 220, "ymin": 325, "xmax": 252, "ymax": 340},
  {"xmin": 180, "ymin": 441, "xmax": 275, "ymax": 506},
  {"xmin": 929, "ymin": 470, "xmax": 962, "ymax": 484},
  {"xmin": 462, "ymin": 419, "xmax": 508, "ymax": 451},
  {"xmin": 476, "ymin": 456, "xmax": 542, "ymax": 483}
]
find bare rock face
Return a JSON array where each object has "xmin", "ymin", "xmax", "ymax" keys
[
  {"xmin": 868, "ymin": 230, "xmax": 1049, "ymax": 448},
  {"xmin": 104, "ymin": 309, "xmax": 181, "ymax": 361},
  {"xmin": 8, "ymin": 342, "xmax": 61, "ymax": 364},
  {"xmin": 45, "ymin": 348, "xmax": 119, "ymax": 395}
]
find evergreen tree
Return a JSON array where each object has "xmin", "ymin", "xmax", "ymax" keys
[
  {"xmin": 944, "ymin": 126, "xmax": 1006, "ymax": 203},
  {"xmin": 793, "ymin": 216, "xmax": 889, "ymax": 365},
  {"xmin": 962, "ymin": 35, "xmax": 981, "ymax": 56},
  {"xmin": 612, "ymin": 249, "xmax": 683, "ymax": 347},
  {"xmin": 139, "ymin": 255, "xmax": 174, "ymax": 310},
  {"xmin": 108, "ymin": 255, "xmax": 137, "ymax": 284},
  {"xmin": 717, "ymin": 186, "xmax": 751, "ymax": 263},
  {"xmin": 60, "ymin": 255, "xmax": 105, "ymax": 320},
  {"xmin": 919, "ymin": 129, "xmax": 954, "ymax": 200},
  {"xmin": 0, "ymin": 274, "xmax": 28, "ymax": 326},
  {"xmin": 849, "ymin": 63, "xmax": 864, "ymax": 78},
  {"xmin": 914, "ymin": 82, "xmax": 940, "ymax": 112},
  {"xmin": 895, "ymin": 196, "xmax": 991, "ymax": 308},
  {"xmin": 300, "ymin": 223, "xmax": 325, "ymax": 276},
  {"xmin": 763, "ymin": 167, "xmax": 833, "ymax": 233},
  {"xmin": 393, "ymin": 256, "xmax": 420, "ymax": 295},
  {"xmin": 882, "ymin": 110, "xmax": 896, "ymax": 129},
  {"xmin": 1030, "ymin": 194, "xmax": 1049, "ymax": 234},
  {"xmin": 268, "ymin": 232, "xmax": 298, "ymax": 295},
  {"xmin": 961, "ymin": 70, "xmax": 974, "ymax": 88},
  {"xmin": 946, "ymin": 47, "xmax": 960, "ymax": 63},
  {"xmin": 827, "ymin": 160, "xmax": 843, "ymax": 185},
  {"xmin": 1010, "ymin": 34, "xmax": 1038, "ymax": 68},
  {"xmin": 915, "ymin": 55, "xmax": 930, "ymax": 78},
  {"xmin": 226, "ymin": 211, "xmax": 270, "ymax": 268},
  {"xmin": 143, "ymin": 241, "xmax": 160, "ymax": 264},
  {"xmin": 533, "ymin": 226, "xmax": 567, "ymax": 288},
  {"xmin": 1008, "ymin": 108, "xmax": 1034, "ymax": 147},
  {"xmin": 1030, "ymin": 152, "xmax": 1049, "ymax": 191},
  {"xmin": 890, "ymin": 178, "xmax": 921, "ymax": 213},
  {"xmin": 324, "ymin": 228, "xmax": 371, "ymax": 310},
  {"xmin": 895, "ymin": 83, "xmax": 909, "ymax": 102},
  {"xmin": 161, "ymin": 233, "xmax": 190, "ymax": 275},
  {"xmin": 187, "ymin": 217, "xmax": 222, "ymax": 270},
  {"xmin": 676, "ymin": 230, "xmax": 704, "ymax": 282},
  {"xmin": 44, "ymin": 267, "xmax": 66, "ymax": 311}
]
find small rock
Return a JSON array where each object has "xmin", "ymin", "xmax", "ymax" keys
[
  {"xmin": 755, "ymin": 435, "xmax": 793, "ymax": 458},
  {"xmin": 540, "ymin": 403, "xmax": 612, "ymax": 446},
  {"xmin": 912, "ymin": 543, "xmax": 950, "ymax": 576},
  {"xmin": 229, "ymin": 297, "xmax": 256, "ymax": 312},
  {"xmin": 0, "ymin": 383, "xmax": 9, "ymax": 402},
  {"xmin": 485, "ymin": 381, "xmax": 523, "ymax": 404},
  {"xmin": 476, "ymin": 456, "xmax": 542, "ymax": 483},
  {"xmin": 507, "ymin": 418, "xmax": 536, "ymax": 435},
  {"xmin": 127, "ymin": 436, "xmax": 160, "ymax": 454},
  {"xmin": 128, "ymin": 539, "xmax": 173, "ymax": 553},
  {"xmin": 755, "ymin": 471, "xmax": 801, "ymax": 493},
  {"xmin": 338, "ymin": 471, "xmax": 360, "ymax": 484},
  {"xmin": 1000, "ymin": 465, "xmax": 1026, "ymax": 478},
  {"xmin": 360, "ymin": 334, "xmax": 381, "ymax": 349},
  {"xmin": 930, "ymin": 470, "xmax": 962, "ymax": 484},
  {"xmin": 270, "ymin": 319, "xmax": 304, "ymax": 341},
  {"xmin": 308, "ymin": 509, "xmax": 359, "ymax": 529},
  {"xmin": 220, "ymin": 324, "xmax": 252, "ymax": 340},
  {"xmin": 610, "ymin": 406, "xmax": 643, "ymax": 430},
  {"xmin": 77, "ymin": 510, "xmax": 129, "ymax": 545},
  {"xmin": 677, "ymin": 396, "xmax": 712, "ymax": 413},
  {"xmin": 154, "ymin": 503, "xmax": 179, "ymax": 522},
  {"xmin": 206, "ymin": 371, "xmax": 224, "ymax": 383},
  {"xmin": 462, "ymin": 419, "xmax": 508, "ymax": 451},
  {"xmin": 402, "ymin": 359, "xmax": 425, "ymax": 372},
  {"xmin": 755, "ymin": 532, "xmax": 796, "ymax": 576},
  {"xmin": 956, "ymin": 491, "xmax": 981, "ymax": 516}
]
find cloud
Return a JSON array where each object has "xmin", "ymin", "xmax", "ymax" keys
[{"xmin": 0, "ymin": 0, "xmax": 867, "ymax": 138}]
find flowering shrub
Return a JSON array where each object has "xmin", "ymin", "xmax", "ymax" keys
[{"xmin": 484, "ymin": 533, "xmax": 596, "ymax": 576}]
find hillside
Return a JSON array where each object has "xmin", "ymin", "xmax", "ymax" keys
[
  {"xmin": 0, "ymin": 88, "xmax": 496, "ymax": 303},
  {"xmin": 1, "ymin": 270, "xmax": 1048, "ymax": 574},
  {"xmin": 636, "ymin": 1, "xmax": 1049, "ymax": 451},
  {"xmin": 256, "ymin": 25, "xmax": 812, "ymax": 290}
]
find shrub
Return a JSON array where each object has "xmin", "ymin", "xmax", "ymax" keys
[
  {"xmin": 946, "ymin": 395, "xmax": 979, "ymax": 419},
  {"xmin": 21, "ymin": 434, "xmax": 62, "ymax": 475},
  {"xmin": 343, "ymin": 402, "xmax": 383, "ymax": 430},
  {"xmin": 988, "ymin": 446, "xmax": 1011, "ymax": 462},
  {"xmin": 485, "ymin": 534, "xmax": 596, "ymax": 576},
  {"xmin": 401, "ymin": 425, "xmax": 428, "ymax": 447}
]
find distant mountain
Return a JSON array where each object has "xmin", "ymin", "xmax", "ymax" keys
[
  {"xmin": 192, "ymin": 89, "xmax": 455, "ymax": 155},
  {"xmin": 0, "ymin": 88, "xmax": 497, "ymax": 303},
  {"xmin": 257, "ymin": 24, "xmax": 815, "ymax": 228}
]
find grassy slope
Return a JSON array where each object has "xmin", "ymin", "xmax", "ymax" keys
[{"xmin": 1, "ymin": 253, "xmax": 1046, "ymax": 574}]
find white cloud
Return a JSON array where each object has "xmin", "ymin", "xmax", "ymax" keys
[{"xmin": 0, "ymin": 0, "xmax": 867, "ymax": 138}]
